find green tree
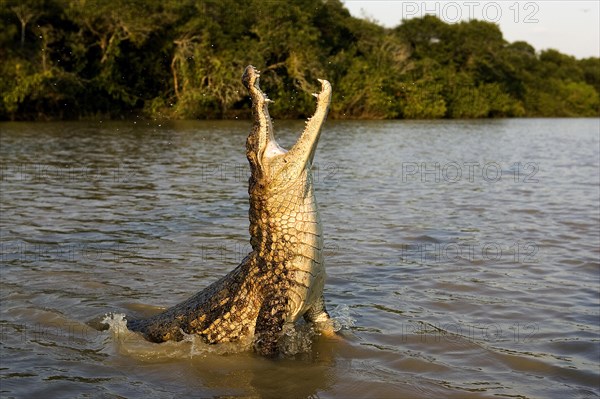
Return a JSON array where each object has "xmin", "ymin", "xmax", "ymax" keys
[
  {"xmin": 0, "ymin": 1, "xmax": 597, "ymax": 120},
  {"xmin": 579, "ymin": 57, "xmax": 600, "ymax": 99}
]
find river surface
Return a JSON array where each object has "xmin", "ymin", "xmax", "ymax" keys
[{"xmin": 0, "ymin": 119, "xmax": 598, "ymax": 398}]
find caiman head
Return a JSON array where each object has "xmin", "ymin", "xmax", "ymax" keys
[{"xmin": 242, "ymin": 65, "xmax": 331, "ymax": 192}]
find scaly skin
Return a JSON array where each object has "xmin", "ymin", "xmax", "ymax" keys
[{"xmin": 128, "ymin": 65, "xmax": 332, "ymax": 356}]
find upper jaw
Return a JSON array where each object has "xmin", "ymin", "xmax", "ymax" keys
[
  {"xmin": 242, "ymin": 65, "xmax": 261, "ymax": 91},
  {"xmin": 244, "ymin": 65, "xmax": 331, "ymax": 179}
]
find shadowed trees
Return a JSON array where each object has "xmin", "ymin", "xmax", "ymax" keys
[{"xmin": 0, "ymin": 1, "xmax": 598, "ymax": 120}]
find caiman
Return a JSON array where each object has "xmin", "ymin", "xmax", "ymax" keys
[{"xmin": 128, "ymin": 65, "xmax": 333, "ymax": 356}]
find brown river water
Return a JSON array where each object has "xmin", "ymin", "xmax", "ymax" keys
[{"xmin": 0, "ymin": 119, "xmax": 598, "ymax": 398}]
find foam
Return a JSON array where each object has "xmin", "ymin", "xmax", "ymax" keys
[{"xmin": 101, "ymin": 307, "xmax": 353, "ymax": 359}]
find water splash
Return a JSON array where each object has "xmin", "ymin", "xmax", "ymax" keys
[
  {"xmin": 279, "ymin": 323, "xmax": 317, "ymax": 356},
  {"xmin": 102, "ymin": 313, "xmax": 130, "ymax": 336},
  {"xmin": 101, "ymin": 313, "xmax": 251, "ymax": 360},
  {"xmin": 101, "ymin": 307, "xmax": 353, "ymax": 359},
  {"xmin": 329, "ymin": 304, "xmax": 356, "ymax": 332},
  {"xmin": 279, "ymin": 304, "xmax": 355, "ymax": 356}
]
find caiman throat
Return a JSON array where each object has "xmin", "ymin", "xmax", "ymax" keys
[{"xmin": 128, "ymin": 65, "xmax": 333, "ymax": 356}]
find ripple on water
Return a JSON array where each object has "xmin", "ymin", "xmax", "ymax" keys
[{"xmin": 1, "ymin": 119, "xmax": 599, "ymax": 398}]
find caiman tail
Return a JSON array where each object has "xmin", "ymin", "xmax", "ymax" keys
[{"xmin": 128, "ymin": 65, "xmax": 333, "ymax": 356}]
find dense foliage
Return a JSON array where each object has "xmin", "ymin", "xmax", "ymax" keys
[{"xmin": 1, "ymin": 0, "xmax": 598, "ymax": 120}]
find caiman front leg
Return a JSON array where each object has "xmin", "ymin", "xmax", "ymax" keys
[
  {"xmin": 304, "ymin": 295, "xmax": 337, "ymax": 337},
  {"xmin": 303, "ymin": 295, "xmax": 330, "ymax": 323}
]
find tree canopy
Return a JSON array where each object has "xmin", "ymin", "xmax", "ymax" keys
[{"xmin": 1, "ymin": 0, "xmax": 598, "ymax": 120}]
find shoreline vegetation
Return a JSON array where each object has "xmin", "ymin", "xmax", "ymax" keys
[{"xmin": 1, "ymin": 0, "xmax": 599, "ymax": 121}]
